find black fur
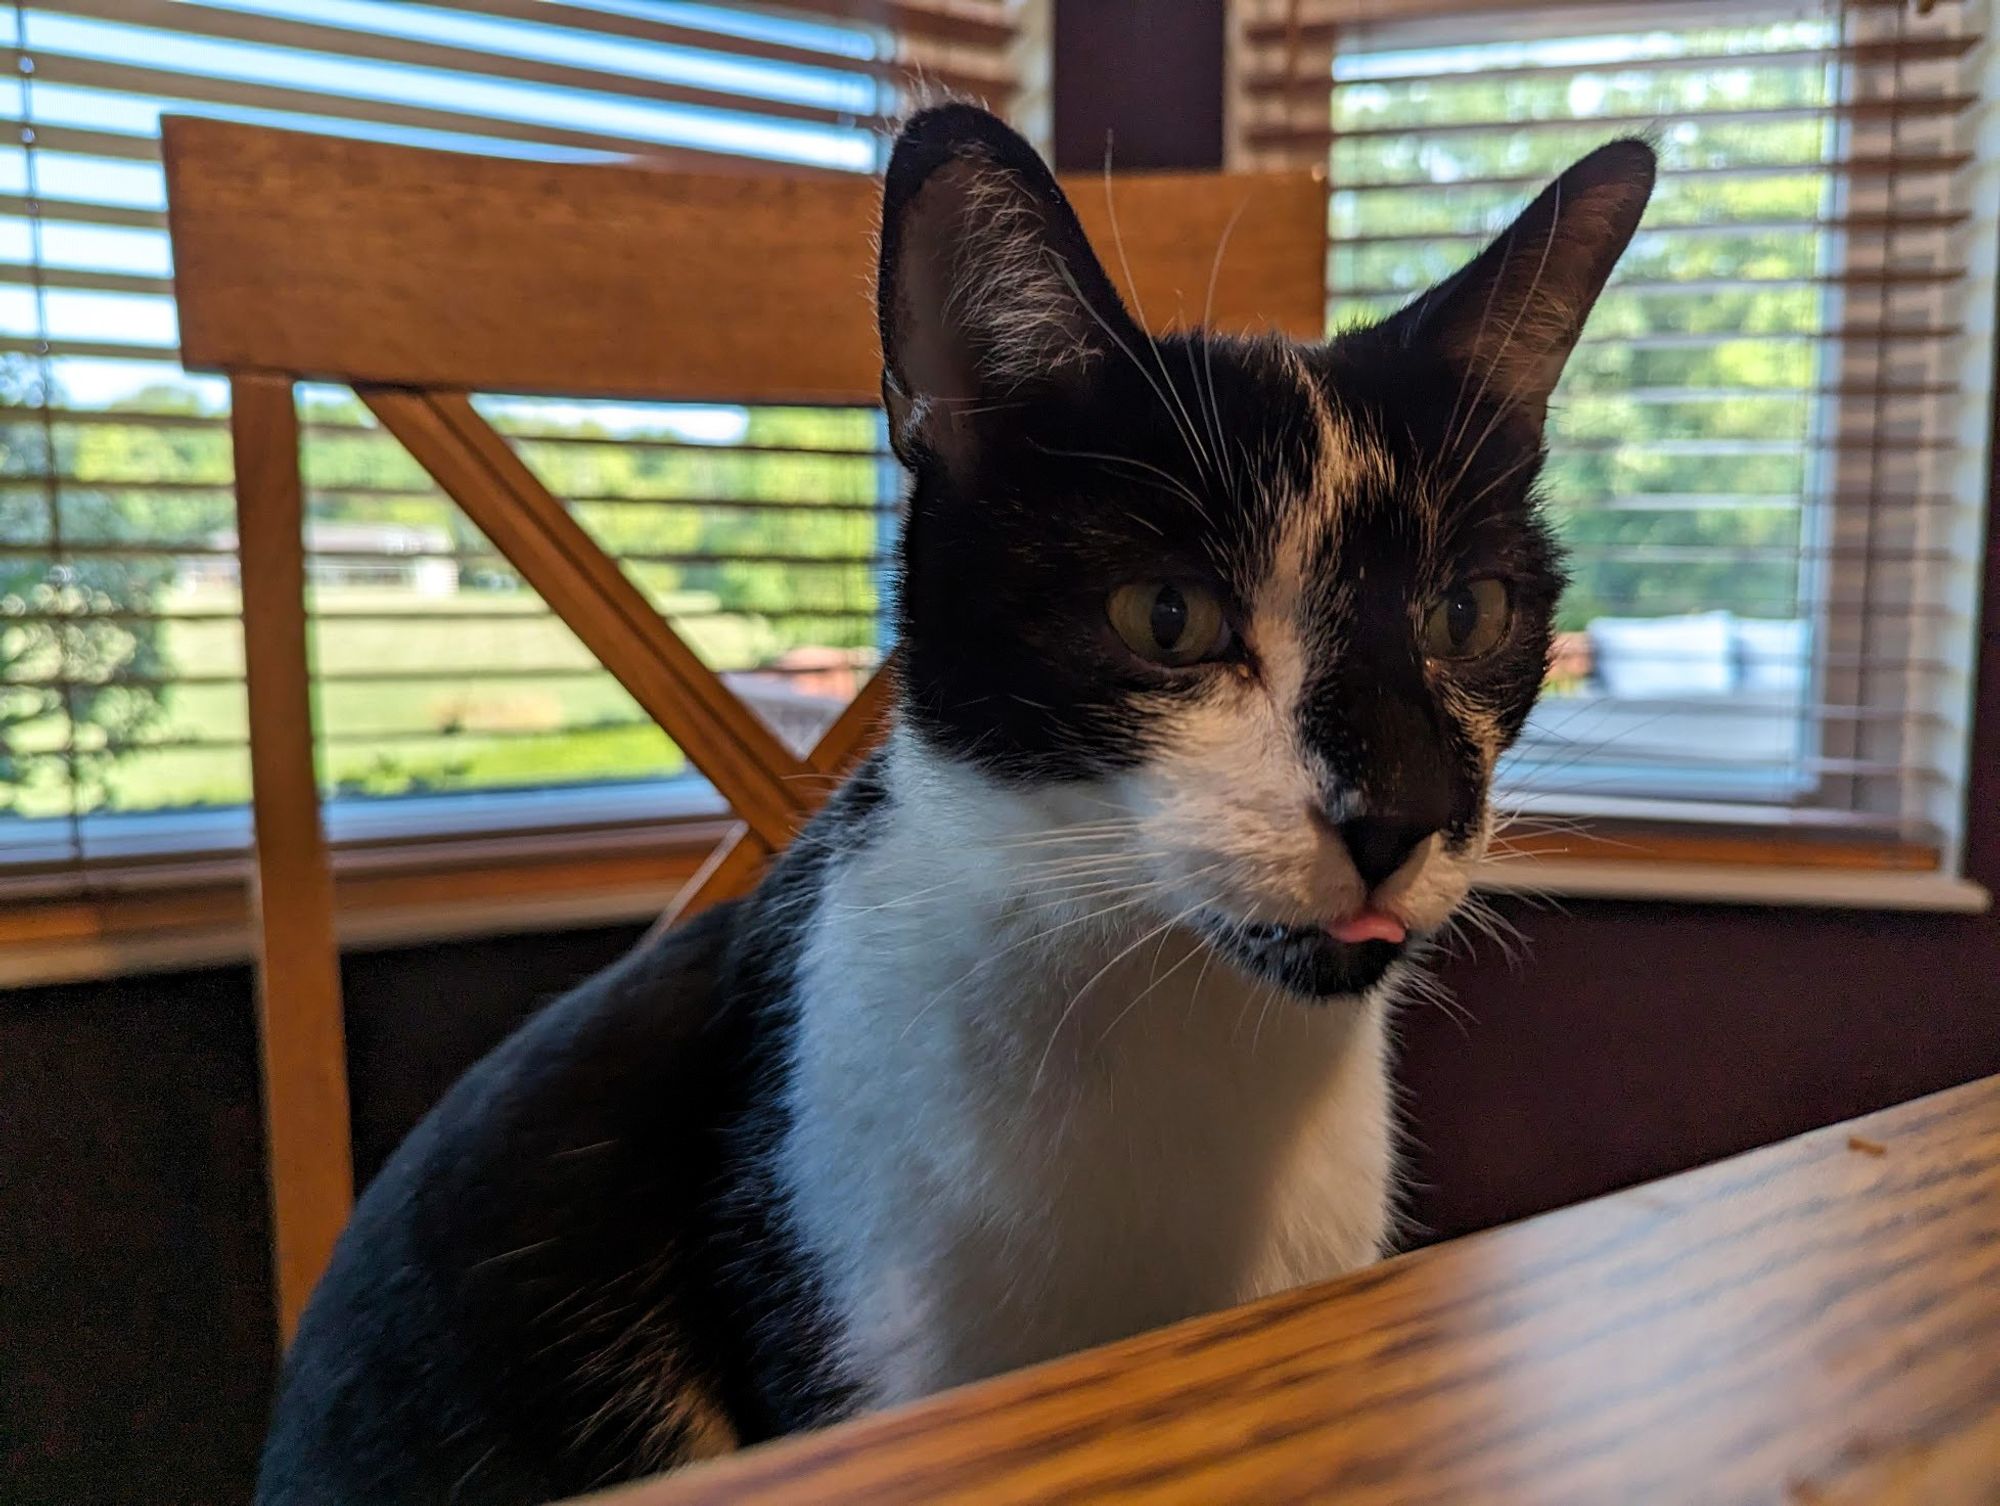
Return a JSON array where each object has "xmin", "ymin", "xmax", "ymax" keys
[
  {"xmin": 255, "ymin": 770, "xmax": 884, "ymax": 1505},
  {"xmin": 257, "ymin": 106, "xmax": 1651, "ymax": 1501}
]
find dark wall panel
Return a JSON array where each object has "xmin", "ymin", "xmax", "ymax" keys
[
  {"xmin": 0, "ymin": 924, "xmax": 643, "ymax": 1506},
  {"xmin": 1400, "ymin": 897, "xmax": 2000, "ymax": 1244},
  {"xmin": 0, "ymin": 965, "xmax": 272, "ymax": 1505},
  {"xmin": 1052, "ymin": 0, "xmax": 1226, "ymax": 173}
]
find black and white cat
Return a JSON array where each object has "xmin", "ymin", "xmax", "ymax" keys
[{"xmin": 257, "ymin": 106, "xmax": 1652, "ymax": 1504}]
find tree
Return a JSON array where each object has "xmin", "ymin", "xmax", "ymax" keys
[
  {"xmin": 1331, "ymin": 19, "xmax": 1833, "ymax": 634},
  {"xmin": 0, "ymin": 360, "xmax": 176, "ymax": 814}
]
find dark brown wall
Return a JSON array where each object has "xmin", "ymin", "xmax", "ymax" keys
[
  {"xmin": 1401, "ymin": 893, "xmax": 2000, "ymax": 1243},
  {"xmin": 1, "ymin": 964, "xmax": 271, "ymax": 1503},
  {"xmin": 0, "ymin": 926, "xmax": 645, "ymax": 1505},
  {"xmin": 1052, "ymin": 0, "xmax": 1226, "ymax": 173}
]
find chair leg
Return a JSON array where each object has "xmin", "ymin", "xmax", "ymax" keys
[{"xmin": 232, "ymin": 373, "xmax": 353, "ymax": 1344}]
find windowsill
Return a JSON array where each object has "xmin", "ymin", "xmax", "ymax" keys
[
  {"xmin": 0, "ymin": 826, "xmax": 724, "ymax": 988},
  {"xmin": 0, "ymin": 801, "xmax": 1987, "ymax": 989},
  {"xmin": 1473, "ymin": 858, "xmax": 1990, "ymax": 913},
  {"xmin": 0, "ymin": 778, "xmax": 731, "ymax": 890},
  {"xmin": 0, "ymin": 781, "xmax": 738, "ymax": 987}
]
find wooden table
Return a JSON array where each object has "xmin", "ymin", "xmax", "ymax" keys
[{"xmin": 606, "ymin": 1076, "xmax": 2000, "ymax": 1504}]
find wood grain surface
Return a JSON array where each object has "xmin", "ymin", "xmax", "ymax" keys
[
  {"xmin": 230, "ymin": 373, "xmax": 354, "ymax": 1341},
  {"xmin": 161, "ymin": 118, "xmax": 1328, "ymax": 403},
  {"xmin": 601, "ymin": 1075, "xmax": 2000, "ymax": 1505}
]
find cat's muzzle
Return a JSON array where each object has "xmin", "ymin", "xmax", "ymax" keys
[{"xmin": 1197, "ymin": 914, "xmax": 1403, "ymax": 1000}]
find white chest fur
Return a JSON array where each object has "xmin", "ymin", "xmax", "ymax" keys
[{"xmin": 777, "ymin": 755, "xmax": 1395, "ymax": 1409}]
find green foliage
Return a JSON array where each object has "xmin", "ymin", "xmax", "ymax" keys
[
  {"xmin": 3, "ymin": 382, "xmax": 888, "ymax": 819},
  {"xmin": 0, "ymin": 362, "xmax": 180, "ymax": 813},
  {"xmin": 1332, "ymin": 21, "xmax": 1832, "ymax": 635}
]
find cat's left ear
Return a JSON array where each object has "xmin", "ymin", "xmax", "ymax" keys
[
  {"xmin": 1378, "ymin": 138, "xmax": 1655, "ymax": 426},
  {"xmin": 876, "ymin": 104, "xmax": 1138, "ymax": 473}
]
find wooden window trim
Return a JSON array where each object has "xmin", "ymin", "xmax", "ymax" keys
[
  {"xmin": 0, "ymin": 818, "xmax": 1972, "ymax": 990},
  {"xmin": 1490, "ymin": 825, "xmax": 1941, "ymax": 873},
  {"xmin": 0, "ymin": 815, "xmax": 735, "ymax": 987}
]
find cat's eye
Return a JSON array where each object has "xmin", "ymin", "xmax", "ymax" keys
[
  {"xmin": 1421, "ymin": 578, "xmax": 1512, "ymax": 662},
  {"xmin": 1107, "ymin": 581, "xmax": 1232, "ymax": 667}
]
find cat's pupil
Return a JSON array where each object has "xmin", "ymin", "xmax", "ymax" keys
[
  {"xmin": 1150, "ymin": 584, "xmax": 1189, "ymax": 648},
  {"xmin": 1446, "ymin": 588, "xmax": 1479, "ymax": 646}
]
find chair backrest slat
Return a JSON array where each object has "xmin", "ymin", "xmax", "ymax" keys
[{"xmin": 162, "ymin": 117, "xmax": 1328, "ymax": 400}]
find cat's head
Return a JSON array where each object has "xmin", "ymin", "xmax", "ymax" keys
[{"xmin": 876, "ymin": 105, "xmax": 1652, "ymax": 1001}]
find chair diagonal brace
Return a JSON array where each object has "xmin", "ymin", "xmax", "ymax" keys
[
  {"xmin": 361, "ymin": 386, "xmax": 895, "ymax": 918},
  {"xmin": 362, "ymin": 388, "xmax": 815, "ymax": 844},
  {"xmin": 656, "ymin": 663, "xmax": 896, "ymax": 929}
]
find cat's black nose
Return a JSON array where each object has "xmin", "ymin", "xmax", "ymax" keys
[{"xmin": 1337, "ymin": 816, "xmax": 1435, "ymax": 890}]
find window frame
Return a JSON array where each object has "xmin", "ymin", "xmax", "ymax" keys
[
  {"xmin": 4, "ymin": 0, "xmax": 1996, "ymax": 987},
  {"xmin": 1235, "ymin": 0, "xmax": 1995, "ymax": 906}
]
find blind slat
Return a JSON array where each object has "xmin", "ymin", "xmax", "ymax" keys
[
  {"xmin": 1, "ymin": 607, "xmax": 885, "ymax": 625},
  {"xmin": 779, "ymin": 0, "xmax": 1016, "ymax": 50},
  {"xmin": 0, "ymin": 261, "xmax": 169, "ymax": 295},
  {"xmin": 5, "ymin": 119, "xmax": 163, "ymax": 161},
  {"xmin": 2, "ymin": 407, "xmax": 894, "ymax": 462},
  {"xmin": 37, "ymin": 0, "xmax": 896, "ymax": 130},
  {"xmin": 0, "ymin": 478, "xmax": 899, "ymax": 516},
  {"xmin": 2, "ymin": 543, "xmax": 893, "ymax": 567},
  {"xmin": 399, "ymin": 0, "xmax": 933, "ymax": 89},
  {"xmin": 12, "ymin": 53, "xmax": 845, "ymax": 174},
  {"xmin": 4, "ymin": 662, "xmax": 867, "ymax": 688},
  {"xmin": 1258, "ymin": 94, "xmax": 1980, "ymax": 151},
  {"xmin": 0, "ymin": 194, "xmax": 165, "ymax": 229},
  {"xmin": 0, "ymin": 333, "xmax": 173, "ymax": 360},
  {"xmin": 1335, "ymin": 270, "xmax": 1967, "ymax": 300},
  {"xmin": 1332, "ymin": 212, "xmax": 1972, "ymax": 247},
  {"xmin": 1552, "ymin": 496, "xmax": 1960, "ymax": 520},
  {"xmin": 1241, "ymin": 34, "xmax": 1978, "ymax": 93},
  {"xmin": 1328, "ymin": 153, "xmax": 1977, "ymax": 193},
  {"xmin": 1572, "ymin": 324, "xmax": 1962, "ymax": 349},
  {"xmin": 1242, "ymin": 0, "xmax": 1973, "ymax": 45}
]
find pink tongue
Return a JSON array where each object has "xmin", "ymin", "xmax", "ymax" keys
[{"xmin": 1327, "ymin": 909, "xmax": 1408, "ymax": 946}]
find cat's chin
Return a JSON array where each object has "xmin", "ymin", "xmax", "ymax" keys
[{"xmin": 1195, "ymin": 914, "xmax": 1403, "ymax": 1001}]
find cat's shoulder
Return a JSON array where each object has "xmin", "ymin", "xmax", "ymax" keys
[{"xmin": 258, "ymin": 899, "xmax": 763, "ymax": 1502}]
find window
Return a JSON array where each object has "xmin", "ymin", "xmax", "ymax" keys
[
  {"xmin": 1237, "ymin": 0, "xmax": 1992, "ymax": 892},
  {"xmin": 0, "ymin": 0, "xmax": 1025, "ymax": 896}
]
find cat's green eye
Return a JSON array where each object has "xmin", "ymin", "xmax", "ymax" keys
[
  {"xmin": 1108, "ymin": 581, "xmax": 1232, "ymax": 667},
  {"xmin": 1421, "ymin": 578, "xmax": 1512, "ymax": 662}
]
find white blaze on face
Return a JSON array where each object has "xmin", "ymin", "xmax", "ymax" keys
[{"xmin": 1104, "ymin": 368, "xmax": 1478, "ymax": 947}]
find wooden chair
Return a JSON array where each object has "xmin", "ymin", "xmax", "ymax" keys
[{"xmin": 160, "ymin": 117, "xmax": 1327, "ymax": 1341}]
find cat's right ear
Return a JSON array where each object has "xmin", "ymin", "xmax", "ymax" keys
[{"xmin": 876, "ymin": 104, "xmax": 1138, "ymax": 474}]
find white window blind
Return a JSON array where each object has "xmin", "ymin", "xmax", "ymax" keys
[
  {"xmin": 0, "ymin": 0, "xmax": 1025, "ymax": 889},
  {"xmin": 1236, "ymin": 0, "xmax": 1994, "ymax": 872}
]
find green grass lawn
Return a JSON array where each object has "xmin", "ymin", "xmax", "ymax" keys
[{"xmin": 27, "ymin": 582, "xmax": 848, "ymax": 818}]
